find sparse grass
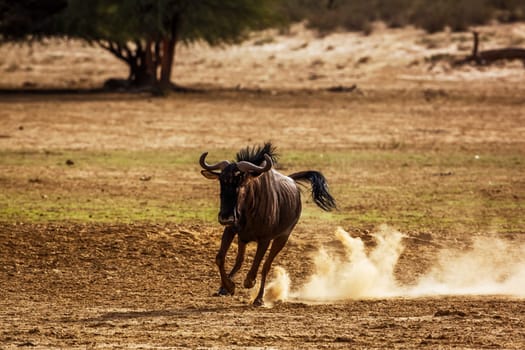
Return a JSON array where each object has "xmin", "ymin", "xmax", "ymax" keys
[
  {"xmin": 0, "ymin": 149, "xmax": 217, "ymax": 223},
  {"xmin": 288, "ymin": 149, "xmax": 524, "ymax": 233},
  {"xmin": 1, "ymin": 148, "xmax": 523, "ymax": 234}
]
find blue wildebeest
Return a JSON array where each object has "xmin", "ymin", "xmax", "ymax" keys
[{"xmin": 200, "ymin": 143, "xmax": 336, "ymax": 306}]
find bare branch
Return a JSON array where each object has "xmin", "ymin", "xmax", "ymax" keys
[{"xmin": 97, "ymin": 40, "xmax": 132, "ymax": 64}]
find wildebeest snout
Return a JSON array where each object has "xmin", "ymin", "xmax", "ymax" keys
[{"xmin": 218, "ymin": 212, "xmax": 236, "ymax": 226}]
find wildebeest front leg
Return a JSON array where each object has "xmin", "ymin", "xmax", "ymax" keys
[
  {"xmin": 228, "ymin": 239, "xmax": 246, "ymax": 280},
  {"xmin": 243, "ymin": 239, "xmax": 271, "ymax": 289},
  {"xmin": 253, "ymin": 234, "xmax": 290, "ymax": 306},
  {"xmin": 216, "ymin": 227, "xmax": 236, "ymax": 296}
]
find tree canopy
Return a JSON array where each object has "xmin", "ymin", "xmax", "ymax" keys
[
  {"xmin": 0, "ymin": 0, "xmax": 67, "ymax": 40},
  {"xmin": 62, "ymin": 0, "xmax": 282, "ymax": 89},
  {"xmin": 1, "ymin": 0, "xmax": 282, "ymax": 90}
]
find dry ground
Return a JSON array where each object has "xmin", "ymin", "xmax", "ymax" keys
[
  {"xmin": 1, "ymin": 23, "xmax": 525, "ymax": 349},
  {"xmin": 1, "ymin": 222, "xmax": 525, "ymax": 349}
]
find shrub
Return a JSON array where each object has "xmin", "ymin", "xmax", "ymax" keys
[{"xmin": 280, "ymin": 0, "xmax": 523, "ymax": 34}]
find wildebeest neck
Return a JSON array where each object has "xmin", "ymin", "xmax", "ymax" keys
[{"xmin": 241, "ymin": 170, "xmax": 289, "ymax": 230}]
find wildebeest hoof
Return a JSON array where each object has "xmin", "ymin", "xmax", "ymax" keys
[
  {"xmin": 215, "ymin": 286, "xmax": 233, "ymax": 296},
  {"xmin": 243, "ymin": 278, "xmax": 256, "ymax": 289},
  {"xmin": 216, "ymin": 279, "xmax": 235, "ymax": 296},
  {"xmin": 252, "ymin": 298, "xmax": 264, "ymax": 307}
]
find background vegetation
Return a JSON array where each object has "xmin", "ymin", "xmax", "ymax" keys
[
  {"xmin": 0, "ymin": 0, "xmax": 283, "ymax": 90},
  {"xmin": 1, "ymin": 0, "xmax": 525, "ymax": 90},
  {"xmin": 283, "ymin": 0, "xmax": 525, "ymax": 33}
]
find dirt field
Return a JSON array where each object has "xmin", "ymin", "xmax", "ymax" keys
[
  {"xmin": 2, "ymin": 221, "xmax": 525, "ymax": 349},
  {"xmin": 1, "ymin": 24, "xmax": 525, "ymax": 349},
  {"xmin": 1, "ymin": 222, "xmax": 525, "ymax": 349}
]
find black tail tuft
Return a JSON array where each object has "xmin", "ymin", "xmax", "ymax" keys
[{"xmin": 289, "ymin": 171, "xmax": 336, "ymax": 211}]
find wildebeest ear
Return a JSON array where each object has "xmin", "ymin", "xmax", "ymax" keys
[{"xmin": 201, "ymin": 170, "xmax": 219, "ymax": 180}]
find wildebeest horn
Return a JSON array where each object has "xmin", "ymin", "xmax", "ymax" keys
[
  {"xmin": 237, "ymin": 154, "xmax": 273, "ymax": 173},
  {"xmin": 199, "ymin": 152, "xmax": 230, "ymax": 171}
]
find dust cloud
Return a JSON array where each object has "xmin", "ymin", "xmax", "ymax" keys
[
  {"xmin": 267, "ymin": 225, "xmax": 525, "ymax": 304},
  {"xmin": 263, "ymin": 266, "xmax": 292, "ymax": 306},
  {"xmin": 405, "ymin": 236, "xmax": 525, "ymax": 297}
]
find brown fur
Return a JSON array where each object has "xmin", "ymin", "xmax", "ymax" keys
[{"xmin": 200, "ymin": 144, "xmax": 335, "ymax": 306}]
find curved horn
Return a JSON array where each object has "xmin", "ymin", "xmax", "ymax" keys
[
  {"xmin": 199, "ymin": 152, "xmax": 230, "ymax": 171},
  {"xmin": 237, "ymin": 154, "xmax": 273, "ymax": 173}
]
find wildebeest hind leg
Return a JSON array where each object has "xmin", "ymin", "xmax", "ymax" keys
[
  {"xmin": 215, "ymin": 227, "xmax": 236, "ymax": 296},
  {"xmin": 243, "ymin": 239, "xmax": 271, "ymax": 289},
  {"xmin": 253, "ymin": 234, "xmax": 290, "ymax": 306}
]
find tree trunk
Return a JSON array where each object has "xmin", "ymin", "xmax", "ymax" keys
[
  {"xmin": 159, "ymin": 13, "xmax": 180, "ymax": 90},
  {"xmin": 99, "ymin": 37, "xmax": 171, "ymax": 91},
  {"xmin": 132, "ymin": 64, "xmax": 154, "ymax": 87},
  {"xmin": 119, "ymin": 39, "xmax": 160, "ymax": 88},
  {"xmin": 159, "ymin": 38, "xmax": 176, "ymax": 89}
]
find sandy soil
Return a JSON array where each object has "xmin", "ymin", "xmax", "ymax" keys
[
  {"xmin": 2, "ymin": 223, "xmax": 525, "ymax": 349},
  {"xmin": 1, "ymin": 23, "xmax": 525, "ymax": 349}
]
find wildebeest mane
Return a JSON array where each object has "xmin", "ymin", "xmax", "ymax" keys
[
  {"xmin": 236, "ymin": 142, "xmax": 278, "ymax": 166},
  {"xmin": 235, "ymin": 143, "xmax": 281, "ymax": 228}
]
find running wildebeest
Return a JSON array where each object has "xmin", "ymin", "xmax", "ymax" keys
[{"xmin": 200, "ymin": 143, "xmax": 336, "ymax": 306}]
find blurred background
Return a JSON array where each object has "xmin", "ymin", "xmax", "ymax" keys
[{"xmin": 1, "ymin": 0, "xmax": 525, "ymax": 91}]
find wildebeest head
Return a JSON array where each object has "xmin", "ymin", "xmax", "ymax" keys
[{"xmin": 200, "ymin": 152, "xmax": 273, "ymax": 226}]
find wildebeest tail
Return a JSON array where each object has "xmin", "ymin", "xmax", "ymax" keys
[{"xmin": 289, "ymin": 171, "xmax": 336, "ymax": 211}]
